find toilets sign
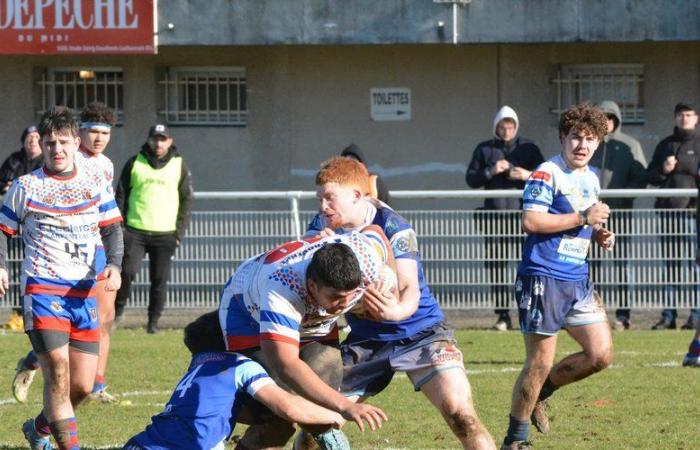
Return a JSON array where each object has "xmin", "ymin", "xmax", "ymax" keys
[
  {"xmin": 0, "ymin": 0, "xmax": 155, "ymax": 54},
  {"xmin": 370, "ymin": 87, "xmax": 411, "ymax": 122}
]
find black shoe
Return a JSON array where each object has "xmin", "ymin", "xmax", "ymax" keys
[
  {"xmin": 681, "ymin": 318, "xmax": 696, "ymax": 330},
  {"xmin": 651, "ymin": 318, "xmax": 676, "ymax": 330},
  {"xmin": 147, "ymin": 322, "xmax": 160, "ymax": 334}
]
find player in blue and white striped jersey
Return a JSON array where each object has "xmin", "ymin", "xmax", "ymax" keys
[
  {"xmin": 502, "ymin": 103, "xmax": 616, "ymax": 449},
  {"xmin": 124, "ymin": 311, "xmax": 345, "ymax": 450}
]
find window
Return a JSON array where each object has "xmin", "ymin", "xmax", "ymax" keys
[
  {"xmin": 551, "ymin": 64, "xmax": 644, "ymax": 124},
  {"xmin": 37, "ymin": 67, "xmax": 124, "ymax": 122},
  {"xmin": 158, "ymin": 67, "xmax": 247, "ymax": 126}
]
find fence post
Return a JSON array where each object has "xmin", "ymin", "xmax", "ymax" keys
[{"xmin": 290, "ymin": 195, "xmax": 301, "ymax": 240}]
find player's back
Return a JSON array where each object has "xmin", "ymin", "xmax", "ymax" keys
[{"xmin": 129, "ymin": 351, "xmax": 272, "ymax": 450}]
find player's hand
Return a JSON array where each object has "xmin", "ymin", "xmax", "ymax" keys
[
  {"xmin": 489, "ymin": 159, "xmax": 511, "ymax": 176},
  {"xmin": 318, "ymin": 227, "xmax": 336, "ymax": 238},
  {"xmin": 663, "ymin": 155, "xmax": 677, "ymax": 174},
  {"xmin": 584, "ymin": 202, "xmax": 610, "ymax": 226},
  {"xmin": 103, "ymin": 265, "xmax": 122, "ymax": 292},
  {"xmin": 340, "ymin": 402, "xmax": 387, "ymax": 432},
  {"xmin": 0, "ymin": 268, "xmax": 8, "ymax": 296},
  {"xmin": 595, "ymin": 228, "xmax": 615, "ymax": 251},
  {"xmin": 508, "ymin": 166, "xmax": 531, "ymax": 181},
  {"xmin": 360, "ymin": 285, "xmax": 402, "ymax": 321}
]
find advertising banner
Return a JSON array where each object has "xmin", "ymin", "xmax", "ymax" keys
[{"xmin": 0, "ymin": 0, "xmax": 155, "ymax": 54}]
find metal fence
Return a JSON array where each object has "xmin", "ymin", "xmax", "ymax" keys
[{"xmin": 3, "ymin": 189, "xmax": 699, "ymax": 311}]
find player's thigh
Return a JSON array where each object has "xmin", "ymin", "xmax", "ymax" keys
[
  {"xmin": 95, "ymin": 279, "xmax": 116, "ymax": 322},
  {"xmin": 566, "ymin": 321, "xmax": 613, "ymax": 359},
  {"xmin": 408, "ymin": 365, "xmax": 477, "ymax": 415},
  {"xmin": 299, "ymin": 339, "xmax": 342, "ymax": 389},
  {"xmin": 69, "ymin": 346, "xmax": 99, "ymax": 390}
]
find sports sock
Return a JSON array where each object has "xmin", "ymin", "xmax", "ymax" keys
[
  {"xmin": 538, "ymin": 377, "xmax": 559, "ymax": 401},
  {"xmin": 49, "ymin": 417, "xmax": 80, "ymax": 450},
  {"xmin": 504, "ymin": 415, "xmax": 529, "ymax": 444},
  {"xmin": 687, "ymin": 339, "xmax": 700, "ymax": 356},
  {"xmin": 24, "ymin": 351, "xmax": 40, "ymax": 370},
  {"xmin": 92, "ymin": 374, "xmax": 106, "ymax": 393},
  {"xmin": 34, "ymin": 411, "xmax": 51, "ymax": 436}
]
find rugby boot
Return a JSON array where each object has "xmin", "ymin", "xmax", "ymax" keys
[
  {"xmin": 501, "ymin": 439, "xmax": 533, "ymax": 449},
  {"xmin": 13, "ymin": 357, "xmax": 37, "ymax": 403},
  {"xmin": 87, "ymin": 386, "xmax": 119, "ymax": 404},
  {"xmin": 530, "ymin": 399, "xmax": 550, "ymax": 434},
  {"xmin": 22, "ymin": 418, "xmax": 53, "ymax": 450}
]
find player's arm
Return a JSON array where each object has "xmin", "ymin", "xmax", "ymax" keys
[
  {"xmin": 0, "ymin": 180, "xmax": 25, "ymax": 296},
  {"xmin": 99, "ymin": 223, "xmax": 124, "ymax": 291},
  {"xmin": 254, "ymin": 383, "xmax": 345, "ymax": 430},
  {"xmin": 522, "ymin": 201, "xmax": 611, "ymax": 235},
  {"xmin": 0, "ymin": 231, "xmax": 8, "ymax": 296},
  {"xmin": 261, "ymin": 340, "xmax": 386, "ymax": 431}
]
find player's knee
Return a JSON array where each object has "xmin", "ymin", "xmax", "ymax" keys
[
  {"xmin": 591, "ymin": 347, "xmax": 613, "ymax": 372},
  {"xmin": 446, "ymin": 409, "xmax": 484, "ymax": 439}
]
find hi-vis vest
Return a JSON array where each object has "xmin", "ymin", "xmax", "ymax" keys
[{"xmin": 126, "ymin": 153, "xmax": 182, "ymax": 232}]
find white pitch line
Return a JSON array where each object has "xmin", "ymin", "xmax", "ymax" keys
[{"xmin": 119, "ymin": 390, "xmax": 171, "ymax": 397}]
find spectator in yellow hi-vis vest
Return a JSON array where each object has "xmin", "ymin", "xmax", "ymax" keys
[{"xmin": 115, "ymin": 124, "xmax": 193, "ymax": 333}]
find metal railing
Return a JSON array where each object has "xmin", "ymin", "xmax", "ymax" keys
[{"xmin": 3, "ymin": 189, "xmax": 699, "ymax": 311}]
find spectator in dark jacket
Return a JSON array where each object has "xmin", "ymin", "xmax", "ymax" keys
[
  {"xmin": 340, "ymin": 144, "xmax": 390, "ymax": 205},
  {"xmin": 590, "ymin": 100, "xmax": 647, "ymax": 330},
  {"xmin": 647, "ymin": 102, "xmax": 700, "ymax": 330},
  {"xmin": 466, "ymin": 106, "xmax": 544, "ymax": 330},
  {"xmin": 0, "ymin": 125, "xmax": 42, "ymax": 195},
  {"xmin": 114, "ymin": 124, "xmax": 194, "ymax": 333}
]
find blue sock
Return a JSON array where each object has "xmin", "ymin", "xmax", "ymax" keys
[
  {"xmin": 504, "ymin": 415, "xmax": 529, "ymax": 445},
  {"xmin": 24, "ymin": 351, "xmax": 40, "ymax": 370}
]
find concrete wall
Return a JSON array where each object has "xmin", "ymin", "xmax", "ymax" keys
[
  {"xmin": 0, "ymin": 41, "xmax": 699, "ymax": 194},
  {"xmin": 158, "ymin": 0, "xmax": 700, "ymax": 45}
]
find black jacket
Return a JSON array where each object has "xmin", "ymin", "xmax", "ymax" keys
[
  {"xmin": 466, "ymin": 137, "xmax": 544, "ymax": 210},
  {"xmin": 116, "ymin": 144, "xmax": 194, "ymax": 241},
  {"xmin": 0, "ymin": 149, "xmax": 42, "ymax": 194},
  {"xmin": 647, "ymin": 127, "xmax": 700, "ymax": 209}
]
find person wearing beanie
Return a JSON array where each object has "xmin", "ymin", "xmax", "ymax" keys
[
  {"xmin": 589, "ymin": 100, "xmax": 647, "ymax": 330},
  {"xmin": 647, "ymin": 102, "xmax": 700, "ymax": 330},
  {"xmin": 466, "ymin": 105, "xmax": 544, "ymax": 331},
  {"xmin": 0, "ymin": 125, "xmax": 42, "ymax": 195}
]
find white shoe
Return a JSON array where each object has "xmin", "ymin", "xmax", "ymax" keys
[
  {"xmin": 12, "ymin": 358, "xmax": 37, "ymax": 404},
  {"xmin": 87, "ymin": 386, "xmax": 119, "ymax": 404}
]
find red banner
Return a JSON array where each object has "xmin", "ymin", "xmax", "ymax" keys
[{"xmin": 0, "ymin": 0, "xmax": 155, "ymax": 54}]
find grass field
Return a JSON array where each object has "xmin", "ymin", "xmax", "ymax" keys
[{"xmin": 0, "ymin": 327, "xmax": 698, "ymax": 449}]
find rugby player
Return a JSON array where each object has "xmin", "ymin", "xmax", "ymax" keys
[
  {"xmin": 0, "ymin": 107, "xmax": 123, "ymax": 450},
  {"xmin": 219, "ymin": 229, "xmax": 393, "ymax": 449},
  {"xmin": 501, "ymin": 103, "xmax": 614, "ymax": 449},
  {"xmin": 124, "ymin": 311, "xmax": 346, "ymax": 450},
  {"xmin": 303, "ymin": 156, "xmax": 496, "ymax": 450},
  {"xmin": 12, "ymin": 102, "xmax": 123, "ymax": 405}
]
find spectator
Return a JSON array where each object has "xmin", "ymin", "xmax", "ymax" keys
[
  {"xmin": 0, "ymin": 125, "xmax": 42, "ymax": 195},
  {"xmin": 466, "ymin": 105, "xmax": 544, "ymax": 331},
  {"xmin": 0, "ymin": 125, "xmax": 43, "ymax": 331},
  {"xmin": 590, "ymin": 100, "xmax": 647, "ymax": 330},
  {"xmin": 647, "ymin": 102, "xmax": 700, "ymax": 330},
  {"xmin": 114, "ymin": 124, "xmax": 193, "ymax": 333},
  {"xmin": 341, "ymin": 144, "xmax": 390, "ymax": 204}
]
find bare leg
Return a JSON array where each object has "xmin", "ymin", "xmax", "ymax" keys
[
  {"xmin": 68, "ymin": 347, "xmax": 99, "ymax": 408},
  {"xmin": 548, "ymin": 322, "xmax": 613, "ymax": 388},
  {"xmin": 408, "ymin": 367, "xmax": 496, "ymax": 450},
  {"xmin": 509, "ymin": 334, "xmax": 558, "ymax": 421},
  {"xmin": 37, "ymin": 346, "xmax": 73, "ymax": 421}
]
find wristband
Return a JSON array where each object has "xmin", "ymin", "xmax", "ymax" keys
[{"xmin": 578, "ymin": 209, "xmax": 588, "ymax": 226}]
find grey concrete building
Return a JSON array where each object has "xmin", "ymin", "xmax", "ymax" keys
[{"xmin": 1, "ymin": 0, "xmax": 699, "ymax": 193}]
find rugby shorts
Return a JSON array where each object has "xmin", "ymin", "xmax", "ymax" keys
[{"xmin": 515, "ymin": 274, "xmax": 606, "ymax": 336}]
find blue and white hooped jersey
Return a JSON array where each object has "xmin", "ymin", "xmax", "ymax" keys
[
  {"xmin": 220, "ymin": 230, "xmax": 390, "ymax": 351},
  {"xmin": 130, "ymin": 352, "xmax": 274, "ymax": 450},
  {"xmin": 306, "ymin": 199, "xmax": 444, "ymax": 341},
  {"xmin": 518, "ymin": 154, "xmax": 600, "ymax": 281}
]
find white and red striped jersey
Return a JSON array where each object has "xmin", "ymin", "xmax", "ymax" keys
[
  {"xmin": 76, "ymin": 147, "xmax": 114, "ymax": 194},
  {"xmin": 219, "ymin": 229, "xmax": 390, "ymax": 351},
  {"xmin": 0, "ymin": 166, "xmax": 122, "ymax": 294}
]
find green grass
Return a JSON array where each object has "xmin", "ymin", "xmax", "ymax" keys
[{"xmin": 0, "ymin": 328, "xmax": 698, "ymax": 449}]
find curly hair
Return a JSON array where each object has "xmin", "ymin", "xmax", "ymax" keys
[
  {"xmin": 315, "ymin": 156, "xmax": 370, "ymax": 194},
  {"xmin": 80, "ymin": 102, "xmax": 117, "ymax": 127},
  {"xmin": 558, "ymin": 103, "xmax": 608, "ymax": 141},
  {"xmin": 38, "ymin": 106, "xmax": 79, "ymax": 138}
]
